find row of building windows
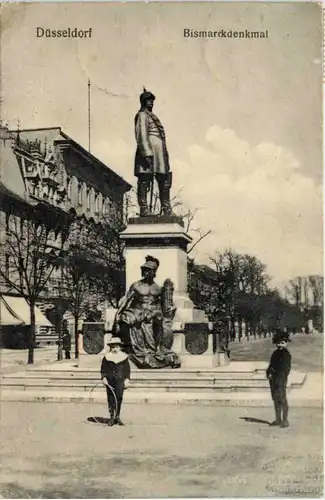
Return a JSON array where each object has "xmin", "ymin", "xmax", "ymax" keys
[
  {"xmin": 4, "ymin": 213, "xmax": 63, "ymax": 252},
  {"xmin": 66, "ymin": 176, "xmax": 116, "ymax": 217},
  {"xmin": 18, "ymin": 151, "xmax": 119, "ymax": 219}
]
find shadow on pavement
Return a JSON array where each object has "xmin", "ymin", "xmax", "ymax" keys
[
  {"xmin": 0, "ymin": 481, "xmax": 124, "ymax": 499},
  {"xmin": 86, "ymin": 416, "xmax": 110, "ymax": 425},
  {"xmin": 239, "ymin": 416, "xmax": 271, "ymax": 425}
]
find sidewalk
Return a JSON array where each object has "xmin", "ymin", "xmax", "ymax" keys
[{"xmin": 0, "ymin": 346, "xmax": 59, "ymax": 374}]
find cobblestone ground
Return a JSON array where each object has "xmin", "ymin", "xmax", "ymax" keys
[{"xmin": 0, "ymin": 402, "xmax": 323, "ymax": 498}]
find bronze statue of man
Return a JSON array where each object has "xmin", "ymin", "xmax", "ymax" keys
[
  {"xmin": 113, "ymin": 255, "xmax": 180, "ymax": 369},
  {"xmin": 134, "ymin": 89, "xmax": 173, "ymax": 217}
]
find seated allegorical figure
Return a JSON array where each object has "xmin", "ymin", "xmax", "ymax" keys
[{"xmin": 113, "ymin": 255, "xmax": 181, "ymax": 369}]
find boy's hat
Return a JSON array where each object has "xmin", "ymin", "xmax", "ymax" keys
[
  {"xmin": 273, "ymin": 330, "xmax": 291, "ymax": 344},
  {"xmin": 107, "ymin": 336, "xmax": 124, "ymax": 346}
]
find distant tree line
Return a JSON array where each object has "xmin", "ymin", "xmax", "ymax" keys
[{"xmin": 188, "ymin": 249, "xmax": 323, "ymax": 339}]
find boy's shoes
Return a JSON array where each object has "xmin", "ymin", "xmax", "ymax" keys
[
  {"xmin": 114, "ymin": 417, "xmax": 125, "ymax": 426},
  {"xmin": 107, "ymin": 418, "xmax": 115, "ymax": 426},
  {"xmin": 280, "ymin": 420, "xmax": 289, "ymax": 428},
  {"xmin": 270, "ymin": 420, "xmax": 281, "ymax": 426}
]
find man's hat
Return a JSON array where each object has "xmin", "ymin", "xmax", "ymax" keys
[
  {"xmin": 107, "ymin": 336, "xmax": 124, "ymax": 346},
  {"xmin": 140, "ymin": 87, "xmax": 155, "ymax": 104},
  {"xmin": 141, "ymin": 255, "xmax": 160, "ymax": 271}
]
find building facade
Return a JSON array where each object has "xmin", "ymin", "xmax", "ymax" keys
[{"xmin": 0, "ymin": 126, "xmax": 131, "ymax": 343}]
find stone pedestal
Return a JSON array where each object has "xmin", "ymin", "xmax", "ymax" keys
[
  {"xmin": 120, "ymin": 216, "xmax": 206, "ymax": 323},
  {"xmin": 120, "ymin": 216, "xmax": 227, "ymax": 368}
]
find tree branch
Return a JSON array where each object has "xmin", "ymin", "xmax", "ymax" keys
[{"xmin": 187, "ymin": 230, "xmax": 211, "ymax": 254}]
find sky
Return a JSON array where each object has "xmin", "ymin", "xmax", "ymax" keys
[{"xmin": 1, "ymin": 2, "xmax": 323, "ymax": 287}]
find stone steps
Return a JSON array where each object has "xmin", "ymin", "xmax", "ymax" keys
[
  {"xmin": 0, "ymin": 367, "xmax": 306, "ymax": 393},
  {"xmin": 0, "ymin": 359, "xmax": 310, "ymax": 403},
  {"xmin": 0, "ymin": 369, "xmax": 319, "ymax": 407}
]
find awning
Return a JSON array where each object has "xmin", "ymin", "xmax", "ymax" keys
[
  {"xmin": 0, "ymin": 297, "xmax": 24, "ymax": 325},
  {"xmin": 1, "ymin": 296, "xmax": 53, "ymax": 326}
]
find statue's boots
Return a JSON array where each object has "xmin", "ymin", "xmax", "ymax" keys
[
  {"xmin": 157, "ymin": 174, "xmax": 174, "ymax": 216},
  {"xmin": 114, "ymin": 416, "xmax": 125, "ymax": 426},
  {"xmin": 137, "ymin": 177, "xmax": 150, "ymax": 217}
]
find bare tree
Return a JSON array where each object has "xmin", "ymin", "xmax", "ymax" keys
[
  {"xmin": 62, "ymin": 192, "xmax": 135, "ymax": 356},
  {"xmin": 209, "ymin": 249, "xmax": 270, "ymax": 337},
  {"xmin": 285, "ymin": 278, "xmax": 302, "ymax": 308},
  {"xmin": 308, "ymin": 275, "xmax": 324, "ymax": 307},
  {"xmin": 0, "ymin": 206, "xmax": 69, "ymax": 363},
  {"xmin": 171, "ymin": 193, "xmax": 212, "ymax": 254},
  {"xmin": 88, "ymin": 191, "xmax": 136, "ymax": 307},
  {"xmin": 61, "ymin": 252, "xmax": 97, "ymax": 359}
]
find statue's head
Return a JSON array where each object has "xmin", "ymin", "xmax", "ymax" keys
[
  {"xmin": 140, "ymin": 88, "xmax": 155, "ymax": 111},
  {"xmin": 141, "ymin": 255, "xmax": 160, "ymax": 281}
]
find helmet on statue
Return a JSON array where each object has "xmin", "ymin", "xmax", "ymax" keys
[
  {"xmin": 140, "ymin": 255, "xmax": 160, "ymax": 271},
  {"xmin": 140, "ymin": 87, "xmax": 156, "ymax": 105}
]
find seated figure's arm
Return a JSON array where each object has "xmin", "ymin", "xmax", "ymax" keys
[{"xmin": 115, "ymin": 284, "xmax": 136, "ymax": 318}]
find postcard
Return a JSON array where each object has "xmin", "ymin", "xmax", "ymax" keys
[{"xmin": 0, "ymin": 2, "xmax": 323, "ymax": 498}]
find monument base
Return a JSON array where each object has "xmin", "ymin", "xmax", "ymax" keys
[
  {"xmin": 172, "ymin": 326, "xmax": 229, "ymax": 369},
  {"xmin": 83, "ymin": 217, "xmax": 229, "ymax": 369},
  {"xmin": 173, "ymin": 329, "xmax": 218, "ymax": 368}
]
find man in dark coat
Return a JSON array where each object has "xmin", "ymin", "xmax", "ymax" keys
[
  {"xmin": 134, "ymin": 89, "xmax": 173, "ymax": 216},
  {"xmin": 101, "ymin": 337, "xmax": 131, "ymax": 426},
  {"xmin": 266, "ymin": 331, "xmax": 292, "ymax": 428},
  {"xmin": 62, "ymin": 326, "xmax": 71, "ymax": 360}
]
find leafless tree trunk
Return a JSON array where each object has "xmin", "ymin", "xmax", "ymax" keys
[
  {"xmin": 0, "ymin": 207, "xmax": 69, "ymax": 364},
  {"xmin": 27, "ymin": 302, "xmax": 36, "ymax": 364}
]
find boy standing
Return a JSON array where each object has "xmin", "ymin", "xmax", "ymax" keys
[
  {"xmin": 101, "ymin": 337, "xmax": 131, "ymax": 426},
  {"xmin": 266, "ymin": 331, "xmax": 291, "ymax": 428}
]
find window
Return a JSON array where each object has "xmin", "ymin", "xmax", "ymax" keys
[
  {"xmin": 77, "ymin": 182, "xmax": 83, "ymax": 205},
  {"xmin": 66, "ymin": 177, "xmax": 72, "ymax": 200},
  {"xmin": 86, "ymin": 188, "xmax": 91, "ymax": 211},
  {"xmin": 103, "ymin": 198, "xmax": 108, "ymax": 215},
  {"xmin": 95, "ymin": 192, "xmax": 99, "ymax": 213},
  {"xmin": 5, "ymin": 213, "xmax": 10, "ymax": 232}
]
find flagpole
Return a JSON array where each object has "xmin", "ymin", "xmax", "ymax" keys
[{"xmin": 88, "ymin": 79, "xmax": 91, "ymax": 153}]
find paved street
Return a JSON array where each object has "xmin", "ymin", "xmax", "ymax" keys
[{"xmin": 0, "ymin": 402, "xmax": 323, "ymax": 498}]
